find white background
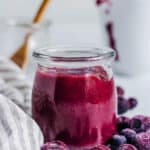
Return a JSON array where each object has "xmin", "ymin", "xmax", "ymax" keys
[
  {"xmin": 0, "ymin": 0, "xmax": 98, "ymax": 23},
  {"xmin": 0, "ymin": 0, "xmax": 102, "ymax": 47}
]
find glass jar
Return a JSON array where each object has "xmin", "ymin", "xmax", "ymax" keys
[
  {"xmin": 0, "ymin": 17, "xmax": 51, "ymax": 58},
  {"xmin": 0, "ymin": 18, "xmax": 51, "ymax": 79},
  {"xmin": 32, "ymin": 47, "xmax": 117, "ymax": 149}
]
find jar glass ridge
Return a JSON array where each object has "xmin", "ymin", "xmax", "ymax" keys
[{"xmin": 33, "ymin": 47, "xmax": 115, "ymax": 69}]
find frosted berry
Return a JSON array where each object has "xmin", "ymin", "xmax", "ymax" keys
[
  {"xmin": 146, "ymin": 129, "xmax": 150, "ymax": 134},
  {"xmin": 117, "ymin": 116, "xmax": 130, "ymax": 132},
  {"xmin": 121, "ymin": 128, "xmax": 136, "ymax": 143},
  {"xmin": 132, "ymin": 115, "xmax": 146, "ymax": 122},
  {"xmin": 142, "ymin": 117, "xmax": 150, "ymax": 131},
  {"xmin": 130, "ymin": 116, "xmax": 146, "ymax": 133},
  {"xmin": 134, "ymin": 132, "xmax": 150, "ymax": 150},
  {"xmin": 118, "ymin": 97, "xmax": 129, "ymax": 115},
  {"xmin": 118, "ymin": 144, "xmax": 137, "ymax": 150},
  {"xmin": 108, "ymin": 135, "xmax": 127, "ymax": 150},
  {"xmin": 128, "ymin": 98, "xmax": 137, "ymax": 109},
  {"xmin": 117, "ymin": 86, "xmax": 124, "ymax": 96}
]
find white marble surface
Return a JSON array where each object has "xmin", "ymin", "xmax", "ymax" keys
[{"xmin": 0, "ymin": 0, "xmax": 98, "ymax": 23}]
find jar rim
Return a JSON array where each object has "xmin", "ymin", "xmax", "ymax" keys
[
  {"xmin": 0, "ymin": 17, "xmax": 51, "ymax": 29},
  {"xmin": 33, "ymin": 47, "xmax": 115, "ymax": 63}
]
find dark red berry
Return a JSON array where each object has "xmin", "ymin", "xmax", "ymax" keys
[
  {"xmin": 142, "ymin": 117, "xmax": 150, "ymax": 131},
  {"xmin": 118, "ymin": 96, "xmax": 125, "ymax": 101},
  {"xmin": 132, "ymin": 115, "xmax": 146, "ymax": 121},
  {"xmin": 118, "ymin": 97, "xmax": 129, "ymax": 115},
  {"xmin": 117, "ymin": 144, "xmax": 137, "ymax": 150},
  {"xmin": 96, "ymin": 0, "xmax": 105, "ymax": 6},
  {"xmin": 117, "ymin": 116, "xmax": 131, "ymax": 132},
  {"xmin": 41, "ymin": 141, "xmax": 69, "ymax": 150},
  {"xmin": 147, "ymin": 129, "xmax": 150, "ymax": 134},
  {"xmin": 134, "ymin": 132, "xmax": 150, "ymax": 150},
  {"xmin": 117, "ymin": 86, "xmax": 125, "ymax": 96},
  {"xmin": 128, "ymin": 98, "xmax": 137, "ymax": 109},
  {"xmin": 121, "ymin": 128, "xmax": 136, "ymax": 143},
  {"xmin": 130, "ymin": 116, "xmax": 146, "ymax": 133},
  {"xmin": 89, "ymin": 145, "xmax": 111, "ymax": 150}
]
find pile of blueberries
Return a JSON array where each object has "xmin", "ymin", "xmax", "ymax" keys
[
  {"xmin": 107, "ymin": 115, "xmax": 150, "ymax": 150},
  {"xmin": 117, "ymin": 86, "xmax": 137, "ymax": 115},
  {"xmin": 41, "ymin": 115, "xmax": 150, "ymax": 150}
]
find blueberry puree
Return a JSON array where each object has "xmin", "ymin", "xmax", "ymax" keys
[{"xmin": 32, "ymin": 67, "xmax": 116, "ymax": 148}]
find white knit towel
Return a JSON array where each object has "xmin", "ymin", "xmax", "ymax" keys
[
  {"xmin": 0, "ymin": 94, "xmax": 43, "ymax": 150},
  {"xmin": 0, "ymin": 57, "xmax": 44, "ymax": 150}
]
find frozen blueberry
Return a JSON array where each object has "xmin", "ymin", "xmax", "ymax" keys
[
  {"xmin": 108, "ymin": 135, "xmax": 127, "ymax": 150},
  {"xmin": 121, "ymin": 128, "xmax": 136, "ymax": 143},
  {"xmin": 41, "ymin": 141, "xmax": 69, "ymax": 150},
  {"xmin": 117, "ymin": 144, "xmax": 137, "ymax": 150},
  {"xmin": 128, "ymin": 98, "xmax": 137, "ymax": 109},
  {"xmin": 89, "ymin": 145, "xmax": 111, "ymax": 150},
  {"xmin": 142, "ymin": 117, "xmax": 150, "ymax": 131},
  {"xmin": 118, "ymin": 97, "xmax": 129, "ymax": 115},
  {"xmin": 117, "ymin": 116, "xmax": 131, "ymax": 132},
  {"xmin": 130, "ymin": 116, "xmax": 146, "ymax": 133},
  {"xmin": 117, "ymin": 86, "xmax": 125, "ymax": 96},
  {"xmin": 134, "ymin": 132, "xmax": 150, "ymax": 150},
  {"xmin": 147, "ymin": 129, "xmax": 150, "ymax": 134}
]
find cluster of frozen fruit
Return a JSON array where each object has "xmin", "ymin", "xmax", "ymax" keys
[
  {"xmin": 41, "ymin": 115, "xmax": 150, "ymax": 150},
  {"xmin": 107, "ymin": 115, "xmax": 150, "ymax": 149},
  {"xmin": 117, "ymin": 86, "xmax": 137, "ymax": 115}
]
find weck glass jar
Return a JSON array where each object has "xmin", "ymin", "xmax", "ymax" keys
[{"xmin": 32, "ymin": 47, "xmax": 117, "ymax": 149}]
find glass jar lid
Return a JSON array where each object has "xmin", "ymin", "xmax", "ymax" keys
[{"xmin": 33, "ymin": 47, "xmax": 115, "ymax": 68}]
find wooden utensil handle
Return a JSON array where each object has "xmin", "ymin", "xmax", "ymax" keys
[{"xmin": 33, "ymin": 0, "xmax": 50, "ymax": 23}]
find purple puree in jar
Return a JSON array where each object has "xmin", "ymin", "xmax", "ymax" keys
[{"xmin": 32, "ymin": 67, "xmax": 116, "ymax": 147}]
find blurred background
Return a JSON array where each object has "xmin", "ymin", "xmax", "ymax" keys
[
  {"xmin": 0, "ymin": 0, "xmax": 101, "ymax": 48},
  {"xmin": 0, "ymin": 0, "xmax": 150, "ymax": 116}
]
